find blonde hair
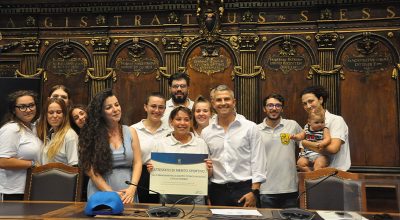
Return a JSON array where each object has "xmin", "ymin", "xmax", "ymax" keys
[{"xmin": 37, "ymin": 98, "xmax": 72, "ymax": 160}]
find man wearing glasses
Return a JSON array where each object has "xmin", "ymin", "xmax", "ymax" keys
[
  {"xmin": 161, "ymin": 72, "xmax": 194, "ymax": 125},
  {"xmin": 257, "ymin": 93, "xmax": 302, "ymax": 208}
]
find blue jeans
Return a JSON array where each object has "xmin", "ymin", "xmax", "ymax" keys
[{"xmin": 260, "ymin": 192, "xmax": 298, "ymax": 208}]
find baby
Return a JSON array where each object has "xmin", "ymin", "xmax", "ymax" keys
[{"xmin": 291, "ymin": 111, "xmax": 331, "ymax": 172}]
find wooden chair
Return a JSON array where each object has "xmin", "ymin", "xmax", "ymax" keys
[
  {"xmin": 24, "ymin": 162, "xmax": 82, "ymax": 201},
  {"xmin": 298, "ymin": 167, "xmax": 367, "ymax": 211}
]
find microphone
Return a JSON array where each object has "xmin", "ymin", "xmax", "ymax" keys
[
  {"xmin": 279, "ymin": 170, "xmax": 339, "ymax": 220},
  {"xmin": 125, "ymin": 181, "xmax": 181, "ymax": 217}
]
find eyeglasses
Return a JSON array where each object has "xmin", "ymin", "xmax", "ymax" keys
[
  {"xmin": 265, "ymin": 103, "xmax": 283, "ymax": 110},
  {"xmin": 171, "ymin": 84, "xmax": 187, "ymax": 89},
  {"xmin": 148, "ymin": 104, "xmax": 166, "ymax": 110},
  {"xmin": 15, "ymin": 103, "xmax": 36, "ymax": 112}
]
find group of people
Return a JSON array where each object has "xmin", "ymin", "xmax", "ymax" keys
[{"xmin": 0, "ymin": 72, "xmax": 350, "ymax": 209}]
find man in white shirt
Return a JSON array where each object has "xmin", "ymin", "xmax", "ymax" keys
[
  {"xmin": 257, "ymin": 93, "xmax": 302, "ymax": 208},
  {"xmin": 161, "ymin": 72, "xmax": 194, "ymax": 125},
  {"xmin": 201, "ymin": 85, "xmax": 266, "ymax": 207}
]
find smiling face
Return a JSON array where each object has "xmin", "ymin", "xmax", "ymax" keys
[
  {"xmin": 71, "ymin": 107, "xmax": 87, "ymax": 128},
  {"xmin": 102, "ymin": 96, "xmax": 121, "ymax": 125},
  {"xmin": 144, "ymin": 96, "xmax": 166, "ymax": 122},
  {"xmin": 194, "ymin": 102, "xmax": 211, "ymax": 128},
  {"xmin": 263, "ymin": 97, "xmax": 283, "ymax": 121},
  {"xmin": 14, "ymin": 95, "xmax": 36, "ymax": 126},
  {"xmin": 212, "ymin": 90, "xmax": 236, "ymax": 117},
  {"xmin": 47, "ymin": 102, "xmax": 63, "ymax": 130},
  {"xmin": 170, "ymin": 79, "xmax": 189, "ymax": 105},
  {"xmin": 301, "ymin": 93, "xmax": 324, "ymax": 114},
  {"xmin": 170, "ymin": 110, "xmax": 191, "ymax": 136}
]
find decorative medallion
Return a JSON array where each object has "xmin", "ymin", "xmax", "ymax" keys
[
  {"xmin": 315, "ymin": 33, "xmax": 338, "ymax": 48},
  {"xmin": 26, "ymin": 16, "xmax": 36, "ymax": 27},
  {"xmin": 162, "ymin": 37, "xmax": 182, "ymax": 51},
  {"xmin": 189, "ymin": 44, "xmax": 230, "ymax": 75},
  {"xmin": 47, "ymin": 43, "xmax": 88, "ymax": 78},
  {"xmin": 168, "ymin": 12, "xmax": 179, "ymax": 24},
  {"xmin": 115, "ymin": 43, "xmax": 159, "ymax": 76},
  {"xmin": 90, "ymin": 38, "xmax": 111, "ymax": 52},
  {"xmin": 320, "ymin": 8, "xmax": 333, "ymax": 20},
  {"xmin": 266, "ymin": 39, "xmax": 306, "ymax": 74},
  {"xmin": 242, "ymin": 10, "xmax": 254, "ymax": 22},
  {"xmin": 96, "ymin": 15, "xmax": 106, "ymax": 25}
]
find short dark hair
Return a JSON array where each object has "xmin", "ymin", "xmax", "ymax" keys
[
  {"xmin": 300, "ymin": 85, "xmax": 328, "ymax": 106},
  {"xmin": 169, "ymin": 106, "xmax": 192, "ymax": 121},
  {"xmin": 145, "ymin": 92, "xmax": 166, "ymax": 104},
  {"xmin": 263, "ymin": 93, "xmax": 285, "ymax": 107},
  {"xmin": 168, "ymin": 72, "xmax": 190, "ymax": 87}
]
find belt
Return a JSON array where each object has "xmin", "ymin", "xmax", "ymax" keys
[{"xmin": 211, "ymin": 180, "xmax": 252, "ymax": 189}]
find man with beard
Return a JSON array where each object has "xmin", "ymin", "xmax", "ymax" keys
[
  {"xmin": 161, "ymin": 72, "xmax": 194, "ymax": 125},
  {"xmin": 257, "ymin": 93, "xmax": 302, "ymax": 208},
  {"xmin": 201, "ymin": 85, "xmax": 265, "ymax": 207}
]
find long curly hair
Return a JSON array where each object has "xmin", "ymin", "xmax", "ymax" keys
[{"xmin": 79, "ymin": 89, "xmax": 120, "ymax": 176}]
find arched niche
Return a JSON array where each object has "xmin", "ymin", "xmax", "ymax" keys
[
  {"xmin": 39, "ymin": 40, "xmax": 92, "ymax": 106},
  {"xmin": 109, "ymin": 39, "xmax": 164, "ymax": 125}
]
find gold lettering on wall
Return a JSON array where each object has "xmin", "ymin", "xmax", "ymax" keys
[
  {"xmin": 7, "ymin": 18, "xmax": 15, "ymax": 28},
  {"xmin": 134, "ymin": 15, "xmax": 142, "ymax": 26},
  {"xmin": 300, "ymin": 10, "xmax": 309, "ymax": 21},
  {"xmin": 114, "ymin": 15, "xmax": 121, "ymax": 26},
  {"xmin": 44, "ymin": 17, "xmax": 53, "ymax": 27},
  {"xmin": 387, "ymin": 6, "xmax": 396, "ymax": 18},
  {"xmin": 151, "ymin": 14, "xmax": 161, "ymax": 25},
  {"xmin": 258, "ymin": 12, "xmax": 266, "ymax": 23},
  {"xmin": 80, "ymin": 16, "xmax": 88, "ymax": 27},
  {"xmin": 184, "ymin": 14, "xmax": 192, "ymax": 25},
  {"xmin": 340, "ymin": 9, "xmax": 348, "ymax": 20},
  {"xmin": 227, "ymin": 12, "xmax": 236, "ymax": 23},
  {"xmin": 362, "ymin": 8, "xmax": 371, "ymax": 19}
]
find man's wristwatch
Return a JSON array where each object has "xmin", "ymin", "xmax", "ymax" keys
[{"xmin": 252, "ymin": 189, "xmax": 260, "ymax": 197}]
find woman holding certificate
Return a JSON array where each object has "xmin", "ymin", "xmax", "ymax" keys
[{"xmin": 148, "ymin": 106, "xmax": 212, "ymax": 205}]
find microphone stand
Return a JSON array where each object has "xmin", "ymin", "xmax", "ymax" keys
[
  {"xmin": 279, "ymin": 170, "xmax": 339, "ymax": 220},
  {"xmin": 125, "ymin": 181, "xmax": 181, "ymax": 217}
]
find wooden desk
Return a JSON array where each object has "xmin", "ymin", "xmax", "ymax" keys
[{"xmin": 0, "ymin": 201, "xmax": 399, "ymax": 219}]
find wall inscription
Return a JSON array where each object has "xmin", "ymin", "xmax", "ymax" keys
[
  {"xmin": 115, "ymin": 57, "xmax": 159, "ymax": 75},
  {"xmin": 344, "ymin": 55, "xmax": 392, "ymax": 73},
  {"xmin": 189, "ymin": 55, "xmax": 230, "ymax": 75},
  {"xmin": 47, "ymin": 58, "xmax": 88, "ymax": 77}
]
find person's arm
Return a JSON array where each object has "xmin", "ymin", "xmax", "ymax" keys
[
  {"xmin": 0, "ymin": 125, "xmax": 34, "ymax": 169},
  {"xmin": 290, "ymin": 130, "xmax": 306, "ymax": 141},
  {"xmin": 302, "ymin": 138, "xmax": 343, "ymax": 154},
  {"xmin": 87, "ymin": 167, "xmax": 113, "ymax": 192},
  {"xmin": 205, "ymin": 159, "xmax": 213, "ymax": 177},
  {"xmin": 238, "ymin": 182, "xmax": 260, "ymax": 207},
  {"xmin": 118, "ymin": 128, "xmax": 142, "ymax": 204},
  {"xmin": 0, "ymin": 158, "xmax": 33, "ymax": 169},
  {"xmin": 316, "ymin": 127, "xmax": 331, "ymax": 148}
]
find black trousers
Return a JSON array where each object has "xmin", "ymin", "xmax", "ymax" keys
[
  {"xmin": 137, "ymin": 165, "xmax": 160, "ymax": 203},
  {"xmin": 208, "ymin": 180, "xmax": 253, "ymax": 207}
]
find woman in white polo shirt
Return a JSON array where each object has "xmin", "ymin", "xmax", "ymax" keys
[{"xmin": 0, "ymin": 90, "xmax": 42, "ymax": 200}]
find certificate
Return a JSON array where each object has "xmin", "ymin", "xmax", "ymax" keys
[{"xmin": 150, "ymin": 152, "xmax": 208, "ymax": 195}]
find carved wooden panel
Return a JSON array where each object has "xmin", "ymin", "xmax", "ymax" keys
[
  {"xmin": 110, "ymin": 40, "xmax": 162, "ymax": 125},
  {"xmin": 40, "ymin": 40, "xmax": 90, "ymax": 106},
  {"xmin": 259, "ymin": 36, "xmax": 315, "ymax": 124},
  {"xmin": 339, "ymin": 34, "xmax": 400, "ymax": 166},
  {"xmin": 184, "ymin": 42, "xmax": 234, "ymax": 101}
]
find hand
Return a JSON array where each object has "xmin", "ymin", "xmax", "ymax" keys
[
  {"xmin": 204, "ymin": 159, "xmax": 213, "ymax": 177},
  {"xmin": 146, "ymin": 162, "xmax": 153, "ymax": 172},
  {"xmin": 118, "ymin": 186, "xmax": 136, "ymax": 204},
  {"xmin": 238, "ymin": 192, "xmax": 257, "ymax": 207}
]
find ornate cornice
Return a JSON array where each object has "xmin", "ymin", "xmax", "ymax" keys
[
  {"xmin": 90, "ymin": 37, "xmax": 111, "ymax": 52},
  {"xmin": 21, "ymin": 39, "xmax": 40, "ymax": 53},
  {"xmin": 162, "ymin": 37, "xmax": 182, "ymax": 52},
  {"xmin": 315, "ymin": 33, "xmax": 338, "ymax": 49}
]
